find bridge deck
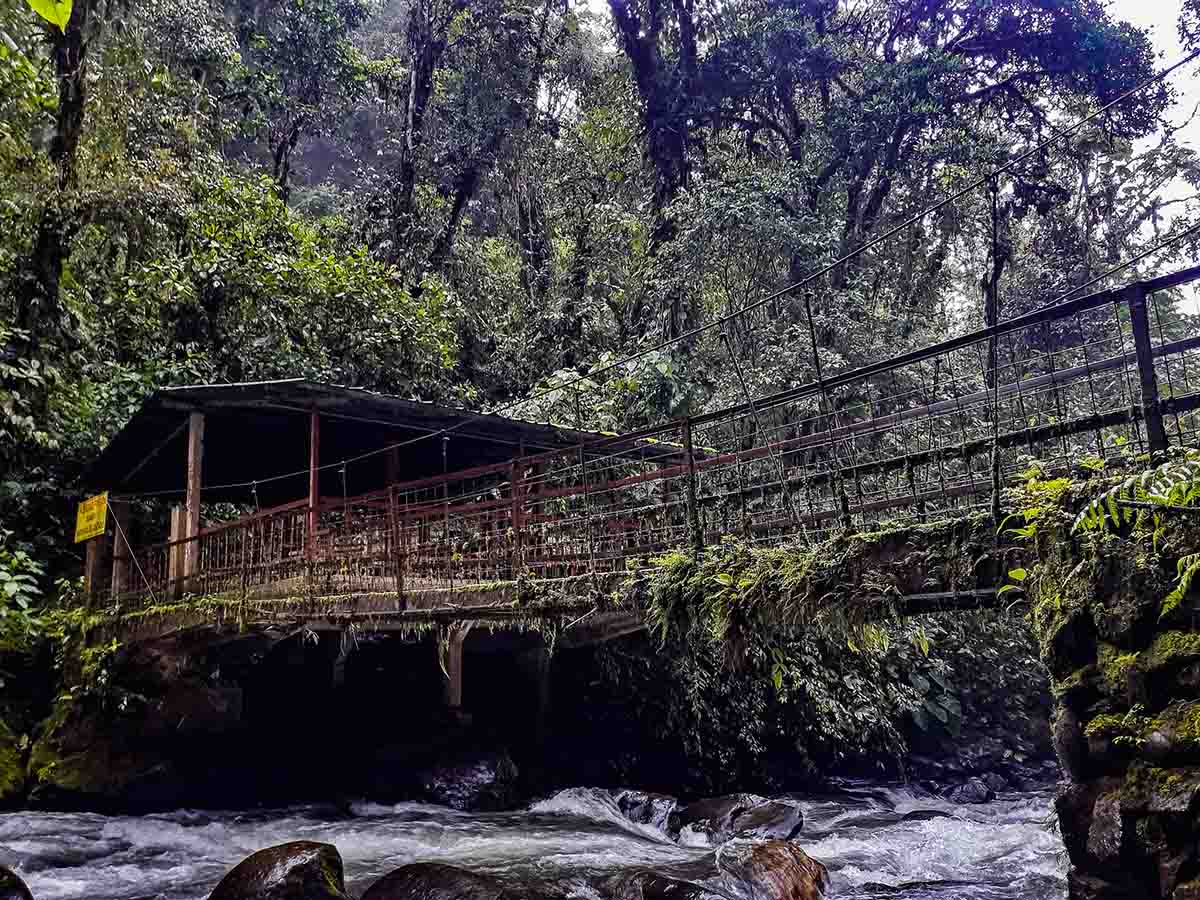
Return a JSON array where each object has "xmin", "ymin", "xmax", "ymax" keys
[{"xmin": 102, "ymin": 267, "xmax": 1200, "ymax": 622}]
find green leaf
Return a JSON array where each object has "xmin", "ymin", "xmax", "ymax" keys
[
  {"xmin": 24, "ymin": 0, "xmax": 72, "ymax": 32},
  {"xmin": 1008, "ymin": 568, "xmax": 1028, "ymax": 582},
  {"xmin": 714, "ymin": 572, "xmax": 733, "ymax": 586}
]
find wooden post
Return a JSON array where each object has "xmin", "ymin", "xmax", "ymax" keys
[
  {"xmin": 110, "ymin": 500, "xmax": 131, "ymax": 597},
  {"xmin": 183, "ymin": 411, "xmax": 204, "ymax": 587},
  {"xmin": 683, "ymin": 418, "xmax": 702, "ymax": 555},
  {"xmin": 442, "ymin": 625, "xmax": 468, "ymax": 710},
  {"xmin": 168, "ymin": 504, "xmax": 185, "ymax": 599},
  {"xmin": 511, "ymin": 457, "xmax": 525, "ymax": 576},
  {"xmin": 389, "ymin": 487, "xmax": 406, "ymax": 611},
  {"xmin": 308, "ymin": 411, "xmax": 320, "ymax": 560},
  {"xmin": 1127, "ymin": 285, "xmax": 1169, "ymax": 454},
  {"xmin": 83, "ymin": 533, "xmax": 108, "ymax": 605},
  {"xmin": 385, "ymin": 445, "xmax": 402, "ymax": 485}
]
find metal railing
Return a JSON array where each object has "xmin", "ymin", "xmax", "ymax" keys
[{"xmin": 106, "ymin": 266, "xmax": 1200, "ymax": 609}]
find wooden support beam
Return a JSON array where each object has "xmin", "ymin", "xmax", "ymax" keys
[
  {"xmin": 184, "ymin": 411, "xmax": 204, "ymax": 584},
  {"xmin": 110, "ymin": 500, "xmax": 131, "ymax": 596},
  {"xmin": 168, "ymin": 504, "xmax": 185, "ymax": 599},
  {"xmin": 308, "ymin": 411, "xmax": 320, "ymax": 560},
  {"xmin": 442, "ymin": 625, "xmax": 468, "ymax": 709},
  {"xmin": 83, "ymin": 532, "xmax": 108, "ymax": 605}
]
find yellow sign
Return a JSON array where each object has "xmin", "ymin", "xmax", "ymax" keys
[{"xmin": 74, "ymin": 492, "xmax": 108, "ymax": 543}]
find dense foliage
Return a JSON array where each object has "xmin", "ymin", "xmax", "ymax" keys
[{"xmin": 2, "ymin": 0, "xmax": 1200, "ymax": 780}]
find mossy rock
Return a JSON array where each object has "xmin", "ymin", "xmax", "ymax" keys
[
  {"xmin": 1121, "ymin": 762, "xmax": 1200, "ymax": 815},
  {"xmin": 0, "ymin": 719, "xmax": 25, "ymax": 806},
  {"xmin": 26, "ymin": 699, "xmax": 180, "ymax": 810},
  {"xmin": 210, "ymin": 842, "xmax": 347, "ymax": 900},
  {"xmin": 1097, "ymin": 644, "xmax": 1142, "ymax": 699},
  {"xmin": 1145, "ymin": 632, "xmax": 1200, "ymax": 674}
]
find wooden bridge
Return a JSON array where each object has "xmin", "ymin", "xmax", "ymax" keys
[{"xmin": 82, "ymin": 265, "xmax": 1200, "ymax": 638}]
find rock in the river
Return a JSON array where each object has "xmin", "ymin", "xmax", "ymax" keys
[
  {"xmin": 417, "ymin": 751, "xmax": 521, "ymax": 811},
  {"xmin": 0, "ymin": 867, "xmax": 33, "ymax": 900},
  {"xmin": 945, "ymin": 778, "xmax": 994, "ymax": 805},
  {"xmin": 362, "ymin": 864, "xmax": 511, "ymax": 900},
  {"xmin": 669, "ymin": 795, "xmax": 804, "ymax": 844},
  {"xmin": 716, "ymin": 840, "xmax": 828, "ymax": 900},
  {"xmin": 604, "ymin": 871, "xmax": 716, "ymax": 900},
  {"xmin": 727, "ymin": 799, "xmax": 804, "ymax": 841},
  {"xmin": 208, "ymin": 841, "xmax": 347, "ymax": 900},
  {"xmin": 614, "ymin": 790, "xmax": 678, "ymax": 830},
  {"xmin": 980, "ymin": 772, "xmax": 1008, "ymax": 794}
]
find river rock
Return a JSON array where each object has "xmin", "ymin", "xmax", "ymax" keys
[
  {"xmin": 604, "ymin": 871, "xmax": 716, "ymax": 900},
  {"xmin": 715, "ymin": 840, "xmax": 828, "ymax": 900},
  {"xmin": 208, "ymin": 841, "xmax": 347, "ymax": 900},
  {"xmin": 945, "ymin": 778, "xmax": 994, "ymax": 805},
  {"xmin": 727, "ymin": 799, "xmax": 804, "ymax": 841},
  {"xmin": 362, "ymin": 863, "xmax": 510, "ymax": 900},
  {"xmin": 0, "ymin": 867, "xmax": 33, "ymax": 900},
  {"xmin": 669, "ymin": 794, "xmax": 775, "ymax": 844},
  {"xmin": 417, "ymin": 751, "xmax": 520, "ymax": 811},
  {"xmin": 615, "ymin": 790, "xmax": 678, "ymax": 830},
  {"xmin": 980, "ymin": 772, "xmax": 1008, "ymax": 794}
]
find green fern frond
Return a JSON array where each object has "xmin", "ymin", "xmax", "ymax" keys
[{"xmin": 1075, "ymin": 449, "xmax": 1200, "ymax": 534}]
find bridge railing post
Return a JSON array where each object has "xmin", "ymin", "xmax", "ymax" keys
[
  {"xmin": 1126, "ymin": 284, "xmax": 1169, "ymax": 455},
  {"xmin": 683, "ymin": 418, "xmax": 702, "ymax": 556},
  {"xmin": 511, "ymin": 457, "xmax": 525, "ymax": 579}
]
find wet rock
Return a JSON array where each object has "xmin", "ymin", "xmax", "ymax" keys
[
  {"xmin": 209, "ymin": 841, "xmax": 347, "ymax": 900},
  {"xmin": 1122, "ymin": 764, "xmax": 1200, "ymax": 815},
  {"xmin": 615, "ymin": 791, "xmax": 678, "ymax": 830},
  {"xmin": 728, "ymin": 799, "xmax": 804, "ymax": 841},
  {"xmin": 668, "ymin": 793, "xmax": 803, "ymax": 845},
  {"xmin": 715, "ymin": 840, "xmax": 828, "ymax": 900},
  {"xmin": 361, "ymin": 863, "xmax": 509, "ymax": 900},
  {"xmin": 1056, "ymin": 779, "xmax": 1121, "ymax": 865},
  {"xmin": 1086, "ymin": 791, "xmax": 1123, "ymax": 864},
  {"xmin": 980, "ymin": 773, "xmax": 1008, "ymax": 794},
  {"xmin": 0, "ymin": 867, "xmax": 33, "ymax": 900},
  {"xmin": 1067, "ymin": 870, "xmax": 1145, "ymax": 900},
  {"xmin": 669, "ymin": 794, "xmax": 765, "ymax": 843},
  {"xmin": 604, "ymin": 871, "xmax": 716, "ymax": 900},
  {"xmin": 1053, "ymin": 706, "xmax": 1086, "ymax": 781},
  {"xmin": 945, "ymin": 778, "xmax": 993, "ymax": 805},
  {"xmin": 417, "ymin": 751, "xmax": 520, "ymax": 811}
]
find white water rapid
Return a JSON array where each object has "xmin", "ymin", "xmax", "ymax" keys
[{"xmin": 0, "ymin": 783, "xmax": 1066, "ymax": 899}]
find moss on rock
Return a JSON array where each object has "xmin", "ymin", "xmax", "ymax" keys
[{"xmin": 0, "ymin": 718, "xmax": 24, "ymax": 805}]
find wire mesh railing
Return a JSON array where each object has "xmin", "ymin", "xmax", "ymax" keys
[{"xmin": 102, "ymin": 266, "xmax": 1200, "ymax": 612}]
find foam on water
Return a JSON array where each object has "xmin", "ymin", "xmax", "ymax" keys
[{"xmin": 0, "ymin": 785, "xmax": 1066, "ymax": 900}]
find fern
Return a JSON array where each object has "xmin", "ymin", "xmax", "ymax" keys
[
  {"xmin": 1162, "ymin": 552, "xmax": 1200, "ymax": 621},
  {"xmin": 1074, "ymin": 450, "xmax": 1200, "ymax": 534}
]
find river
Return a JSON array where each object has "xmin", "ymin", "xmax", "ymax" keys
[{"xmin": 0, "ymin": 783, "xmax": 1065, "ymax": 899}]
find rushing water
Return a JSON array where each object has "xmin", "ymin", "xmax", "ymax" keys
[{"xmin": 0, "ymin": 783, "xmax": 1065, "ymax": 900}]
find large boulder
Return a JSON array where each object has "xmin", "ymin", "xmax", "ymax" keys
[
  {"xmin": 614, "ymin": 790, "xmax": 678, "ymax": 831},
  {"xmin": 362, "ymin": 864, "xmax": 510, "ymax": 900},
  {"xmin": 208, "ymin": 842, "xmax": 347, "ymax": 900},
  {"xmin": 0, "ymin": 867, "xmax": 33, "ymax": 900},
  {"xmin": 670, "ymin": 795, "xmax": 804, "ymax": 845},
  {"xmin": 715, "ymin": 840, "xmax": 827, "ymax": 900},
  {"xmin": 668, "ymin": 794, "xmax": 762, "ymax": 844},
  {"xmin": 417, "ymin": 751, "xmax": 521, "ymax": 811},
  {"xmin": 726, "ymin": 799, "xmax": 804, "ymax": 841}
]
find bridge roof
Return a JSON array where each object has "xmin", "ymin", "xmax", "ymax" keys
[{"xmin": 87, "ymin": 380, "xmax": 675, "ymax": 504}]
